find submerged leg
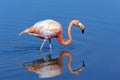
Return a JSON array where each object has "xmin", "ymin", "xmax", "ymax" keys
[
  {"xmin": 49, "ymin": 39, "xmax": 52, "ymax": 52},
  {"xmin": 40, "ymin": 39, "xmax": 47, "ymax": 50},
  {"xmin": 40, "ymin": 49, "xmax": 47, "ymax": 60}
]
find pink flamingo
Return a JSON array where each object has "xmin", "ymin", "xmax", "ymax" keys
[{"xmin": 19, "ymin": 19, "xmax": 85, "ymax": 50}]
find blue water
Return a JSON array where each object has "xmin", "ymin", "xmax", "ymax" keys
[{"xmin": 0, "ymin": 0, "xmax": 120, "ymax": 80}]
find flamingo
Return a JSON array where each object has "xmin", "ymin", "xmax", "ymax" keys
[
  {"xmin": 22, "ymin": 51, "xmax": 85, "ymax": 76},
  {"xmin": 19, "ymin": 19, "xmax": 85, "ymax": 50}
]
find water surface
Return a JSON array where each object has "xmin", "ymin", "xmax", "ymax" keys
[{"xmin": 0, "ymin": 0, "xmax": 120, "ymax": 80}]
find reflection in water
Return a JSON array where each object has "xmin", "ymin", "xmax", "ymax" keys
[{"xmin": 21, "ymin": 51, "xmax": 85, "ymax": 78}]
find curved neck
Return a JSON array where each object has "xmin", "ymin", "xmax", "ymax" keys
[
  {"xmin": 58, "ymin": 51, "xmax": 78, "ymax": 74},
  {"xmin": 56, "ymin": 23, "xmax": 73, "ymax": 46}
]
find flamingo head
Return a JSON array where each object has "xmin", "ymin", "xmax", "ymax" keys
[{"xmin": 71, "ymin": 20, "xmax": 85, "ymax": 34}]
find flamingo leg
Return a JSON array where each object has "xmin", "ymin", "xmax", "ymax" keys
[
  {"xmin": 40, "ymin": 39, "xmax": 47, "ymax": 50},
  {"xmin": 49, "ymin": 39, "xmax": 52, "ymax": 51},
  {"xmin": 40, "ymin": 49, "xmax": 47, "ymax": 60}
]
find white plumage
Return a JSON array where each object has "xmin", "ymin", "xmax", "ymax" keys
[{"xmin": 33, "ymin": 20, "xmax": 62, "ymax": 39}]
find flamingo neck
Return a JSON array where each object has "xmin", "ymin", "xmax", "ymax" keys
[
  {"xmin": 58, "ymin": 51, "xmax": 78, "ymax": 74},
  {"xmin": 57, "ymin": 23, "xmax": 73, "ymax": 46}
]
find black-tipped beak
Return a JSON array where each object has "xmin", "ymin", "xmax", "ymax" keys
[
  {"xmin": 79, "ymin": 22, "xmax": 85, "ymax": 34},
  {"xmin": 74, "ymin": 60, "xmax": 85, "ymax": 72},
  {"xmin": 82, "ymin": 29, "xmax": 85, "ymax": 34},
  {"xmin": 82, "ymin": 60, "xmax": 85, "ymax": 67},
  {"xmin": 78, "ymin": 61, "xmax": 85, "ymax": 72}
]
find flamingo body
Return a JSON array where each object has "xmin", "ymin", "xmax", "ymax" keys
[{"xmin": 32, "ymin": 20, "xmax": 62, "ymax": 39}]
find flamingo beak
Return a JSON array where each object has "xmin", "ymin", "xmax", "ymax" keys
[
  {"xmin": 79, "ymin": 23, "xmax": 85, "ymax": 34},
  {"xmin": 82, "ymin": 29, "xmax": 84, "ymax": 34},
  {"xmin": 78, "ymin": 61, "xmax": 85, "ymax": 72}
]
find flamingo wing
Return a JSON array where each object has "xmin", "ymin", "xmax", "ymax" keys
[{"xmin": 33, "ymin": 20, "xmax": 62, "ymax": 39}]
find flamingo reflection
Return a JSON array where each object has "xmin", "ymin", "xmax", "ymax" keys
[{"xmin": 21, "ymin": 51, "xmax": 85, "ymax": 78}]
